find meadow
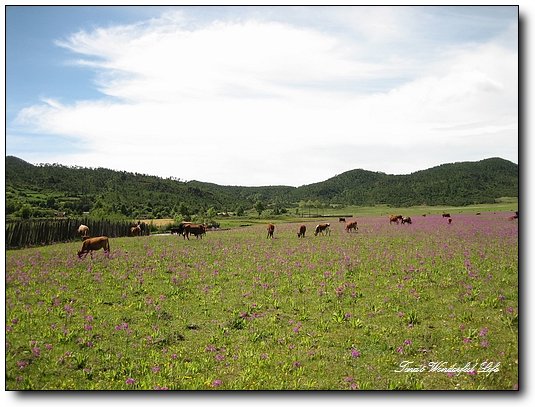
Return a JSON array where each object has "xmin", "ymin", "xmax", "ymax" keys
[{"xmin": 5, "ymin": 212, "xmax": 518, "ymax": 390}]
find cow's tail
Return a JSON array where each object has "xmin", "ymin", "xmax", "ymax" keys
[{"xmin": 105, "ymin": 238, "xmax": 110, "ymax": 253}]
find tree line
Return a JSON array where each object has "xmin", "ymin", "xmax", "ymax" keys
[{"xmin": 6, "ymin": 156, "xmax": 518, "ymax": 220}]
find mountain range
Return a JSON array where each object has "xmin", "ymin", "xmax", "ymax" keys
[{"xmin": 5, "ymin": 156, "xmax": 518, "ymax": 219}]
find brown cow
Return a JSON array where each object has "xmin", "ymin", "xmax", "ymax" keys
[
  {"xmin": 78, "ymin": 236, "xmax": 110, "ymax": 259},
  {"xmin": 297, "ymin": 225, "xmax": 306, "ymax": 238},
  {"xmin": 401, "ymin": 217, "xmax": 412, "ymax": 225},
  {"xmin": 389, "ymin": 215, "xmax": 403, "ymax": 224},
  {"xmin": 77, "ymin": 224, "xmax": 90, "ymax": 238},
  {"xmin": 448, "ymin": 218, "xmax": 453, "ymax": 224},
  {"xmin": 171, "ymin": 222, "xmax": 193, "ymax": 238},
  {"xmin": 314, "ymin": 223, "xmax": 331, "ymax": 236},
  {"xmin": 267, "ymin": 224, "xmax": 275, "ymax": 239},
  {"xmin": 508, "ymin": 212, "xmax": 518, "ymax": 221},
  {"xmin": 130, "ymin": 225, "xmax": 141, "ymax": 236},
  {"xmin": 184, "ymin": 224, "xmax": 206, "ymax": 240},
  {"xmin": 442, "ymin": 213, "xmax": 451, "ymax": 218},
  {"xmin": 345, "ymin": 221, "xmax": 358, "ymax": 232}
]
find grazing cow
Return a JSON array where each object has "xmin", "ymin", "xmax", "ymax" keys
[
  {"xmin": 267, "ymin": 224, "xmax": 275, "ymax": 239},
  {"xmin": 448, "ymin": 218, "xmax": 453, "ymax": 224},
  {"xmin": 297, "ymin": 225, "xmax": 306, "ymax": 238},
  {"xmin": 442, "ymin": 213, "xmax": 451, "ymax": 218},
  {"xmin": 130, "ymin": 225, "xmax": 141, "ymax": 236},
  {"xmin": 184, "ymin": 224, "xmax": 206, "ymax": 240},
  {"xmin": 78, "ymin": 236, "xmax": 110, "ymax": 259},
  {"xmin": 339, "ymin": 218, "xmax": 346, "ymax": 223},
  {"xmin": 389, "ymin": 215, "xmax": 403, "ymax": 224},
  {"xmin": 77, "ymin": 224, "xmax": 90, "ymax": 238},
  {"xmin": 171, "ymin": 222, "xmax": 193, "ymax": 238},
  {"xmin": 401, "ymin": 217, "xmax": 412, "ymax": 225},
  {"xmin": 345, "ymin": 221, "xmax": 358, "ymax": 233},
  {"xmin": 314, "ymin": 223, "xmax": 331, "ymax": 236}
]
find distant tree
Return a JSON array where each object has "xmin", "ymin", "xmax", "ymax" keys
[
  {"xmin": 178, "ymin": 202, "xmax": 190, "ymax": 217},
  {"xmin": 46, "ymin": 196, "xmax": 57, "ymax": 209},
  {"xmin": 19, "ymin": 205, "xmax": 32, "ymax": 219},
  {"xmin": 235, "ymin": 204, "xmax": 245, "ymax": 217},
  {"xmin": 206, "ymin": 207, "xmax": 217, "ymax": 221},
  {"xmin": 254, "ymin": 200, "xmax": 265, "ymax": 216}
]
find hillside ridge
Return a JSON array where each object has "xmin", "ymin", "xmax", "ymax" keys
[{"xmin": 6, "ymin": 156, "xmax": 518, "ymax": 219}]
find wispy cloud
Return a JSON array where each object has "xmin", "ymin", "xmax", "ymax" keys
[{"xmin": 10, "ymin": 7, "xmax": 518, "ymax": 186}]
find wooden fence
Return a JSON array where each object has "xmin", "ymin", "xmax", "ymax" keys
[{"xmin": 5, "ymin": 218, "xmax": 149, "ymax": 249}]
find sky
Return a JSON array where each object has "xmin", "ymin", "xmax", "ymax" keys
[{"xmin": 5, "ymin": 4, "xmax": 519, "ymax": 187}]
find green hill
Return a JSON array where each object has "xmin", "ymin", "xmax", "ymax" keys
[
  {"xmin": 294, "ymin": 158, "xmax": 518, "ymax": 207},
  {"xmin": 5, "ymin": 156, "xmax": 518, "ymax": 219}
]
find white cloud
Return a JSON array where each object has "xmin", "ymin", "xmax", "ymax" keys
[{"xmin": 12, "ymin": 7, "xmax": 518, "ymax": 186}]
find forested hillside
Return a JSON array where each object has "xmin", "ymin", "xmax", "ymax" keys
[
  {"xmin": 5, "ymin": 156, "xmax": 518, "ymax": 220},
  {"xmin": 294, "ymin": 158, "xmax": 518, "ymax": 207}
]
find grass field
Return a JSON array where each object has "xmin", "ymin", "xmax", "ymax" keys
[{"xmin": 5, "ymin": 211, "xmax": 518, "ymax": 390}]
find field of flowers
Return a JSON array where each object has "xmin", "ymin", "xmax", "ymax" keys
[{"xmin": 5, "ymin": 213, "xmax": 518, "ymax": 390}]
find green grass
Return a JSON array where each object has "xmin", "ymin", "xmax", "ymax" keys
[
  {"xmin": 217, "ymin": 201, "xmax": 518, "ymax": 228},
  {"xmin": 6, "ymin": 212, "xmax": 518, "ymax": 390}
]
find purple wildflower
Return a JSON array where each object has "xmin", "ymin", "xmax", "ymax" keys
[
  {"xmin": 351, "ymin": 348, "xmax": 361, "ymax": 358},
  {"xmin": 205, "ymin": 344, "xmax": 217, "ymax": 352},
  {"xmin": 125, "ymin": 378, "xmax": 135, "ymax": 385},
  {"xmin": 17, "ymin": 360, "xmax": 29, "ymax": 369}
]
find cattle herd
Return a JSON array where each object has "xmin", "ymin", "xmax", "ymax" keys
[{"xmin": 75, "ymin": 210, "xmax": 518, "ymax": 258}]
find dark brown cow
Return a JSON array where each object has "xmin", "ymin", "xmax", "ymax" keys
[
  {"xmin": 297, "ymin": 225, "xmax": 306, "ymax": 238},
  {"xmin": 267, "ymin": 224, "xmax": 275, "ymax": 239},
  {"xmin": 448, "ymin": 218, "xmax": 453, "ymax": 224},
  {"xmin": 345, "ymin": 221, "xmax": 358, "ymax": 232},
  {"xmin": 339, "ymin": 218, "xmax": 346, "ymax": 223},
  {"xmin": 389, "ymin": 215, "xmax": 403, "ymax": 224},
  {"xmin": 401, "ymin": 217, "xmax": 412, "ymax": 225},
  {"xmin": 130, "ymin": 225, "xmax": 141, "ymax": 236},
  {"xmin": 442, "ymin": 213, "xmax": 451, "ymax": 218},
  {"xmin": 78, "ymin": 236, "xmax": 110, "ymax": 259},
  {"xmin": 184, "ymin": 224, "xmax": 206, "ymax": 240},
  {"xmin": 171, "ymin": 222, "xmax": 194, "ymax": 238},
  {"xmin": 314, "ymin": 223, "xmax": 331, "ymax": 236}
]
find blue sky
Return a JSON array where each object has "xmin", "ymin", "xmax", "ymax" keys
[{"xmin": 5, "ymin": 5, "xmax": 519, "ymax": 186}]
